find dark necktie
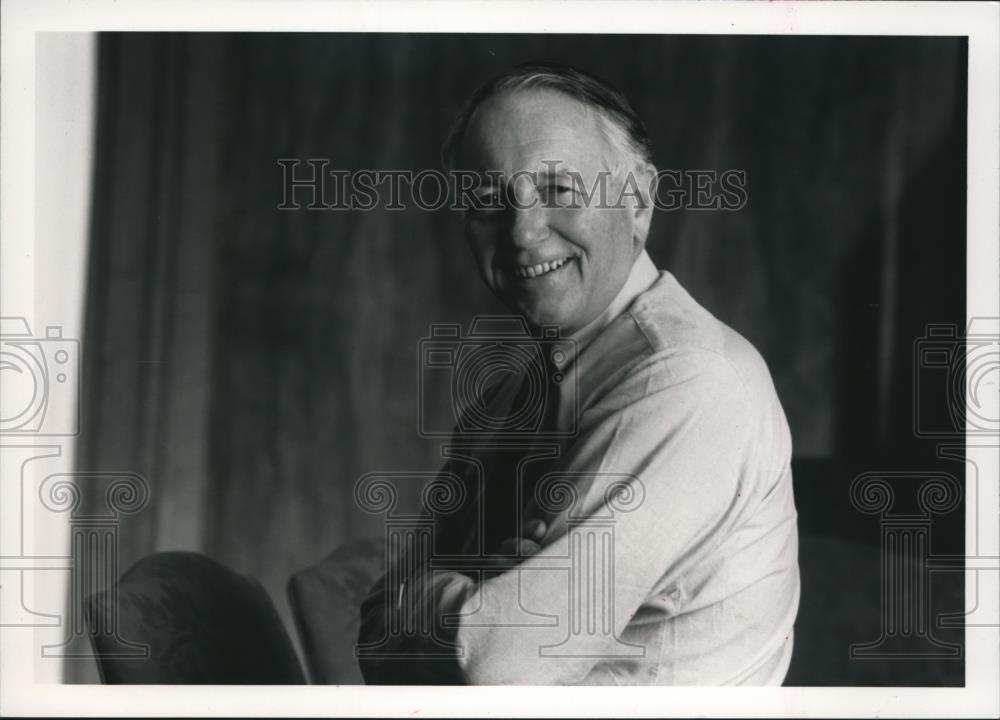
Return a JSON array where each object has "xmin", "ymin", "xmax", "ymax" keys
[{"xmin": 479, "ymin": 347, "xmax": 563, "ymax": 554}]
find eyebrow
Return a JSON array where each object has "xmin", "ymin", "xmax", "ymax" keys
[
  {"xmin": 470, "ymin": 165, "xmax": 585, "ymax": 192},
  {"xmin": 535, "ymin": 166, "xmax": 581, "ymax": 181}
]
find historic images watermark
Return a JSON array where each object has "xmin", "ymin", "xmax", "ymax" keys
[
  {"xmin": 417, "ymin": 316, "xmax": 577, "ymax": 441},
  {"xmin": 0, "ymin": 444, "xmax": 151, "ymax": 659},
  {"xmin": 0, "ymin": 318, "xmax": 150, "ymax": 660},
  {"xmin": 849, "ymin": 318, "xmax": 1000, "ymax": 660},
  {"xmin": 355, "ymin": 316, "xmax": 647, "ymax": 662},
  {"xmin": 913, "ymin": 318, "xmax": 999, "ymax": 440},
  {"xmin": 849, "ymin": 471, "xmax": 964, "ymax": 659},
  {"xmin": 0, "ymin": 317, "xmax": 80, "ymax": 436},
  {"xmin": 354, "ymin": 470, "xmax": 646, "ymax": 661},
  {"xmin": 277, "ymin": 159, "xmax": 748, "ymax": 213}
]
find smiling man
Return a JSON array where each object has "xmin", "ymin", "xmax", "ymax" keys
[
  {"xmin": 358, "ymin": 63, "xmax": 800, "ymax": 685},
  {"xmin": 458, "ymin": 87, "xmax": 653, "ymax": 335}
]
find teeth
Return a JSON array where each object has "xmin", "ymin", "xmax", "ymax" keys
[{"xmin": 514, "ymin": 257, "xmax": 568, "ymax": 279}]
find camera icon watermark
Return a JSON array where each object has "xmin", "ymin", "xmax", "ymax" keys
[
  {"xmin": 0, "ymin": 317, "xmax": 80, "ymax": 435},
  {"xmin": 913, "ymin": 317, "xmax": 999, "ymax": 439},
  {"xmin": 417, "ymin": 316, "xmax": 577, "ymax": 440}
]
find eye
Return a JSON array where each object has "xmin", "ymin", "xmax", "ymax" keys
[
  {"xmin": 476, "ymin": 190, "xmax": 503, "ymax": 205},
  {"xmin": 468, "ymin": 190, "xmax": 506, "ymax": 216},
  {"xmin": 539, "ymin": 183, "xmax": 577, "ymax": 207}
]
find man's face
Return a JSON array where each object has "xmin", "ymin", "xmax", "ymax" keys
[{"xmin": 458, "ymin": 89, "xmax": 653, "ymax": 335}]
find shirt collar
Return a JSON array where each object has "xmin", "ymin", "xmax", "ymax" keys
[{"xmin": 552, "ymin": 250, "xmax": 659, "ymax": 370}]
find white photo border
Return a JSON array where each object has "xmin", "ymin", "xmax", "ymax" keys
[{"xmin": 2, "ymin": 0, "xmax": 997, "ymax": 717}]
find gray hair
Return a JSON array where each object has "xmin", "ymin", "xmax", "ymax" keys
[{"xmin": 441, "ymin": 62, "xmax": 654, "ymax": 171}]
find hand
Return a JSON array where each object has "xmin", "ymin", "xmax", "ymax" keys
[
  {"xmin": 496, "ymin": 518, "xmax": 547, "ymax": 554},
  {"xmin": 481, "ymin": 520, "xmax": 547, "ymax": 579}
]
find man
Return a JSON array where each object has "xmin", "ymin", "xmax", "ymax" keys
[{"xmin": 358, "ymin": 63, "xmax": 799, "ymax": 685}]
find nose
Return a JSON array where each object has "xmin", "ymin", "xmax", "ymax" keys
[{"xmin": 508, "ymin": 200, "xmax": 550, "ymax": 249}]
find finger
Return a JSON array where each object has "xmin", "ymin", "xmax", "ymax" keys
[
  {"xmin": 523, "ymin": 519, "xmax": 547, "ymax": 541},
  {"xmin": 512, "ymin": 538, "xmax": 542, "ymax": 557},
  {"xmin": 481, "ymin": 555, "xmax": 516, "ymax": 569},
  {"xmin": 496, "ymin": 537, "xmax": 542, "ymax": 557},
  {"xmin": 479, "ymin": 542, "xmax": 543, "ymax": 579},
  {"xmin": 478, "ymin": 554, "xmax": 517, "ymax": 579},
  {"xmin": 496, "ymin": 537, "xmax": 521, "ymax": 556}
]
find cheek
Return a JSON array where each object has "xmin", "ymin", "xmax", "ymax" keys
[
  {"xmin": 465, "ymin": 227, "xmax": 500, "ymax": 278},
  {"xmin": 555, "ymin": 209, "xmax": 632, "ymax": 269}
]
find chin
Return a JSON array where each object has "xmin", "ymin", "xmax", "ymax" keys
[
  {"xmin": 512, "ymin": 303, "xmax": 571, "ymax": 333},
  {"xmin": 494, "ymin": 284, "xmax": 578, "ymax": 332}
]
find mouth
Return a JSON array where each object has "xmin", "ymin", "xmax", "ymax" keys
[{"xmin": 509, "ymin": 256, "xmax": 573, "ymax": 281}]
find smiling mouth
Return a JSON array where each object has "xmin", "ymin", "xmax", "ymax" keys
[{"xmin": 510, "ymin": 256, "xmax": 572, "ymax": 280}]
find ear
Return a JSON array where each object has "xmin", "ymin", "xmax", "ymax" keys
[{"xmin": 630, "ymin": 161, "xmax": 657, "ymax": 248}]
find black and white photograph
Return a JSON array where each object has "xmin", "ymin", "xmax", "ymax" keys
[{"xmin": 1, "ymin": 0, "xmax": 997, "ymax": 716}]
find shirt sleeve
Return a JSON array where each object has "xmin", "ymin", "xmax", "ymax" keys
[{"xmin": 360, "ymin": 347, "xmax": 759, "ymax": 685}]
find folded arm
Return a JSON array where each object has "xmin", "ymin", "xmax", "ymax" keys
[{"xmin": 359, "ymin": 349, "xmax": 756, "ymax": 685}]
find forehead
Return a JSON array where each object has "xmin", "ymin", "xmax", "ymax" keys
[{"xmin": 460, "ymin": 88, "xmax": 618, "ymax": 174}]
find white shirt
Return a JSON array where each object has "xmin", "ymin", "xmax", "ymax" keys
[{"xmin": 359, "ymin": 251, "xmax": 800, "ymax": 685}]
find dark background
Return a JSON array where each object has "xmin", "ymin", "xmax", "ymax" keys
[{"xmin": 72, "ymin": 33, "xmax": 967, "ymax": 685}]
